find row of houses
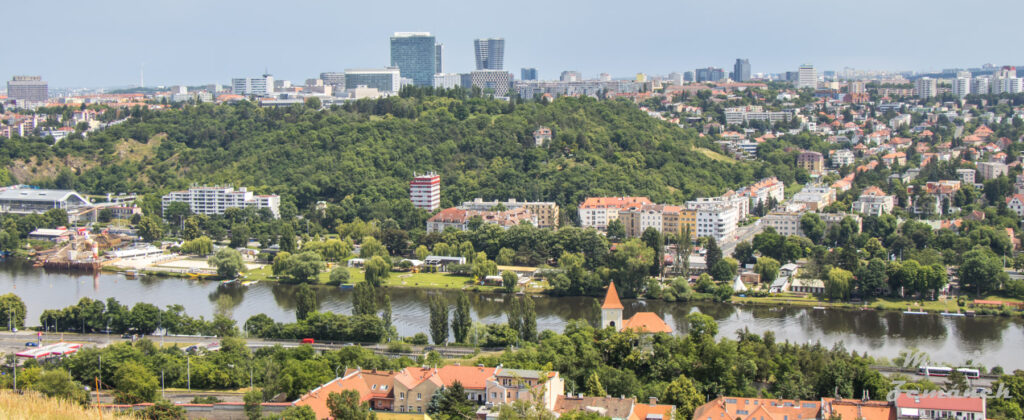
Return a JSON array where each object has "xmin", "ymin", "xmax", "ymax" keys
[
  {"xmin": 425, "ymin": 199, "xmax": 561, "ymax": 233},
  {"xmin": 694, "ymin": 393, "xmax": 987, "ymax": 420}
]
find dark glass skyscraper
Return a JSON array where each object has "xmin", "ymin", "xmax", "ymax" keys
[
  {"xmin": 733, "ymin": 59, "xmax": 751, "ymax": 82},
  {"xmin": 474, "ymin": 38, "xmax": 505, "ymax": 70},
  {"xmin": 390, "ymin": 32, "xmax": 437, "ymax": 86},
  {"xmin": 521, "ymin": 67, "xmax": 538, "ymax": 81}
]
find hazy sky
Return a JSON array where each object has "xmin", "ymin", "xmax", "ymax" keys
[{"xmin": 4, "ymin": 0, "xmax": 1023, "ymax": 88}]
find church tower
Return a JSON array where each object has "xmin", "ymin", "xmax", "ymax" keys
[{"xmin": 601, "ymin": 282, "xmax": 624, "ymax": 330}]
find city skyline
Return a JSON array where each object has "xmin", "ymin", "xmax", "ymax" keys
[{"xmin": 3, "ymin": 0, "xmax": 1024, "ymax": 88}]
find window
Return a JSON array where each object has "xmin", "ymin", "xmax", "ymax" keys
[
  {"xmin": 400, "ymin": 392, "xmax": 405, "ymax": 400},
  {"xmin": 417, "ymin": 393, "xmax": 422, "ymax": 401}
]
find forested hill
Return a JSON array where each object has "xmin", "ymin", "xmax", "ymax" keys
[{"xmin": 6, "ymin": 94, "xmax": 773, "ymax": 226}]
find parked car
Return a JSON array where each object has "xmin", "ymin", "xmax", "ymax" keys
[
  {"xmin": 301, "ymin": 338, "xmax": 315, "ymax": 344},
  {"xmin": 24, "ymin": 342, "xmax": 38, "ymax": 347}
]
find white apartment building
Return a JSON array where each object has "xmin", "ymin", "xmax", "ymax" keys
[
  {"xmin": 791, "ymin": 185, "xmax": 836, "ymax": 211},
  {"xmin": 914, "ymin": 77, "xmax": 937, "ymax": 99},
  {"xmin": 162, "ymin": 186, "xmax": 280, "ymax": 218},
  {"xmin": 433, "ymin": 73, "xmax": 462, "ymax": 89},
  {"xmin": 762, "ymin": 211, "xmax": 802, "ymax": 236},
  {"xmin": 972, "ymin": 77, "xmax": 990, "ymax": 96},
  {"xmin": 723, "ymin": 106, "xmax": 794, "ymax": 125},
  {"xmin": 830, "ymin": 149, "xmax": 855, "ymax": 168},
  {"xmin": 957, "ymin": 168, "xmax": 976, "ymax": 185},
  {"xmin": 410, "ymin": 173, "xmax": 441, "ymax": 211},
  {"xmin": 232, "ymin": 75, "xmax": 274, "ymax": 96},
  {"xmin": 851, "ymin": 187, "xmax": 894, "ymax": 216},
  {"xmin": 693, "ymin": 204, "xmax": 738, "ymax": 242},
  {"xmin": 953, "ymin": 77, "xmax": 971, "ymax": 98},
  {"xmin": 796, "ymin": 64, "xmax": 816, "ymax": 89},
  {"xmin": 977, "ymin": 161, "xmax": 1008, "ymax": 181},
  {"xmin": 740, "ymin": 177, "xmax": 786, "ymax": 209}
]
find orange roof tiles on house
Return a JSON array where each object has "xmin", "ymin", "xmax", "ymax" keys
[
  {"xmin": 602, "ymin": 283, "xmax": 624, "ymax": 310},
  {"xmin": 693, "ymin": 397, "xmax": 821, "ymax": 420},
  {"xmin": 621, "ymin": 312, "xmax": 672, "ymax": 334},
  {"xmin": 974, "ymin": 125, "xmax": 994, "ymax": 138},
  {"xmin": 394, "ymin": 367, "xmax": 443, "ymax": 390},
  {"xmin": 579, "ymin": 197, "xmax": 653, "ymax": 210},
  {"xmin": 293, "ymin": 369, "xmax": 399, "ymax": 419},
  {"xmin": 895, "ymin": 394, "xmax": 985, "ymax": 414},
  {"xmin": 821, "ymin": 398, "xmax": 895, "ymax": 420},
  {"xmin": 629, "ymin": 399, "xmax": 676, "ymax": 420},
  {"xmin": 436, "ymin": 365, "xmax": 497, "ymax": 390}
]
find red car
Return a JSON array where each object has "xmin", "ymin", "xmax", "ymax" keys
[{"xmin": 300, "ymin": 338, "xmax": 315, "ymax": 344}]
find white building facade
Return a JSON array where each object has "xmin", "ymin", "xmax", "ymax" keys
[{"xmin": 162, "ymin": 186, "xmax": 280, "ymax": 218}]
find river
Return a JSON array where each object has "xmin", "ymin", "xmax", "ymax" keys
[{"xmin": 1, "ymin": 259, "xmax": 1021, "ymax": 369}]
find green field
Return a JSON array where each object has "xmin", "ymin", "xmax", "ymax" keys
[{"xmin": 241, "ymin": 266, "xmax": 547, "ymax": 292}]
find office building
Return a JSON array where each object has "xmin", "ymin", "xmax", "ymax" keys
[
  {"xmin": 733, "ymin": 59, "xmax": 751, "ymax": 82},
  {"xmin": 474, "ymin": 38, "xmax": 505, "ymax": 70},
  {"xmin": 521, "ymin": 68, "xmax": 538, "ymax": 81},
  {"xmin": 319, "ymin": 72, "xmax": 345, "ymax": 89},
  {"xmin": 7, "ymin": 76, "xmax": 48, "ymax": 102},
  {"xmin": 390, "ymin": 32, "xmax": 438, "ymax": 86},
  {"xmin": 683, "ymin": 71, "xmax": 694, "ymax": 82},
  {"xmin": 433, "ymin": 73, "xmax": 463, "ymax": 90},
  {"xmin": 162, "ymin": 186, "xmax": 280, "ymax": 219},
  {"xmin": 459, "ymin": 198, "xmax": 559, "ymax": 228},
  {"xmin": 914, "ymin": 77, "xmax": 937, "ymax": 98},
  {"xmin": 410, "ymin": 172, "xmax": 440, "ymax": 211},
  {"xmin": 796, "ymin": 64, "xmax": 816, "ymax": 89},
  {"xmin": 469, "ymin": 70, "xmax": 513, "ymax": 96},
  {"xmin": 560, "ymin": 71, "xmax": 582, "ymax": 82},
  {"xmin": 0, "ymin": 186, "xmax": 90, "ymax": 215},
  {"xmin": 435, "ymin": 44, "xmax": 443, "ymax": 73},
  {"xmin": 695, "ymin": 67, "xmax": 725, "ymax": 82},
  {"xmin": 691, "ymin": 203, "xmax": 738, "ymax": 242},
  {"xmin": 231, "ymin": 74, "xmax": 274, "ymax": 96},
  {"xmin": 344, "ymin": 68, "xmax": 402, "ymax": 93}
]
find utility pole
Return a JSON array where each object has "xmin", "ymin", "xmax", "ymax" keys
[
  {"xmin": 161, "ymin": 370, "xmax": 165, "ymax": 399},
  {"xmin": 187, "ymin": 355, "xmax": 190, "ymax": 391}
]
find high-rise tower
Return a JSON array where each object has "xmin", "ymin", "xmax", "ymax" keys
[{"xmin": 474, "ymin": 38, "xmax": 505, "ymax": 70}]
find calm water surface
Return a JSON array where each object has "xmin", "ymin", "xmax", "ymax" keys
[{"xmin": 1, "ymin": 259, "xmax": 1021, "ymax": 369}]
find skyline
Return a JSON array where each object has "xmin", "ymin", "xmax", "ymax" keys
[{"xmin": 3, "ymin": 0, "xmax": 1024, "ymax": 88}]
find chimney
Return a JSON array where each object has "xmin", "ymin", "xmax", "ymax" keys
[{"xmin": 649, "ymin": 397, "xmax": 658, "ymax": 405}]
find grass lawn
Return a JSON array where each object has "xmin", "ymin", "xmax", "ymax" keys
[
  {"xmin": 243, "ymin": 266, "xmax": 520, "ymax": 292},
  {"xmin": 731, "ymin": 293, "xmax": 961, "ymax": 313},
  {"xmin": 694, "ymin": 147, "xmax": 737, "ymax": 163}
]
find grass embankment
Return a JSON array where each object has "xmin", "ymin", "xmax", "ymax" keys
[
  {"xmin": 243, "ymin": 266, "xmax": 549, "ymax": 293},
  {"xmin": 0, "ymin": 390, "xmax": 127, "ymax": 420},
  {"xmin": 730, "ymin": 293, "xmax": 1007, "ymax": 314}
]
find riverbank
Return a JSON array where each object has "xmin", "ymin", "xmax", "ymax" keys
[{"xmin": 730, "ymin": 293, "xmax": 1024, "ymax": 317}]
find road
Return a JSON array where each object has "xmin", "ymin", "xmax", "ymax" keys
[
  {"xmin": 722, "ymin": 219, "xmax": 764, "ymax": 256},
  {"xmin": 873, "ymin": 366, "xmax": 998, "ymax": 389}
]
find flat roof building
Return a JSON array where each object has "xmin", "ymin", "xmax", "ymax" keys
[
  {"xmin": 7, "ymin": 76, "xmax": 48, "ymax": 102},
  {"xmin": 0, "ymin": 186, "xmax": 90, "ymax": 215},
  {"xmin": 390, "ymin": 32, "xmax": 438, "ymax": 86},
  {"xmin": 344, "ymin": 68, "xmax": 402, "ymax": 93},
  {"xmin": 162, "ymin": 186, "xmax": 280, "ymax": 218}
]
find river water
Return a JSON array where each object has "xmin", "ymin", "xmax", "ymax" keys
[{"xmin": 1, "ymin": 259, "xmax": 1021, "ymax": 369}]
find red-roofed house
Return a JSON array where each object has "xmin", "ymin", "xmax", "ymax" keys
[
  {"xmin": 600, "ymin": 283, "xmax": 671, "ymax": 335},
  {"xmin": 579, "ymin": 197, "xmax": 654, "ymax": 230},
  {"xmin": 894, "ymin": 394, "xmax": 984, "ymax": 420},
  {"xmin": 293, "ymin": 369, "xmax": 399, "ymax": 417},
  {"xmin": 1007, "ymin": 194, "xmax": 1024, "ymax": 216}
]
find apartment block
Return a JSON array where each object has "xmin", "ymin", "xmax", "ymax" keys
[
  {"xmin": 426, "ymin": 207, "xmax": 537, "ymax": 233},
  {"xmin": 460, "ymin": 198, "xmax": 559, "ymax": 228},
  {"xmin": 762, "ymin": 211, "xmax": 802, "ymax": 236},
  {"xmin": 410, "ymin": 172, "xmax": 440, "ymax": 211},
  {"xmin": 977, "ymin": 161, "xmax": 1008, "ymax": 181},
  {"xmin": 851, "ymin": 186, "xmax": 895, "ymax": 216},
  {"xmin": 797, "ymin": 151, "xmax": 825, "ymax": 174},
  {"xmin": 162, "ymin": 186, "xmax": 280, "ymax": 218},
  {"xmin": 830, "ymin": 149, "xmax": 855, "ymax": 168},
  {"xmin": 688, "ymin": 202, "xmax": 738, "ymax": 242},
  {"xmin": 578, "ymin": 197, "xmax": 653, "ymax": 230},
  {"xmin": 957, "ymin": 168, "xmax": 976, "ymax": 184}
]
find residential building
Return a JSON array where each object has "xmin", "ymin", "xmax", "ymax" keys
[
  {"xmin": 426, "ymin": 207, "xmax": 537, "ymax": 232},
  {"xmin": 957, "ymin": 168, "xmax": 976, "ymax": 184},
  {"xmin": 345, "ymin": 68, "xmax": 402, "ymax": 93},
  {"xmin": 694, "ymin": 397, "xmax": 823, "ymax": 420},
  {"xmin": 601, "ymin": 283, "xmax": 671, "ymax": 334},
  {"xmin": 410, "ymin": 172, "xmax": 440, "ymax": 211},
  {"xmin": 433, "ymin": 73, "xmax": 462, "ymax": 89},
  {"xmin": 723, "ymin": 106, "xmax": 794, "ymax": 125},
  {"xmin": 662, "ymin": 206, "xmax": 696, "ymax": 240},
  {"xmin": 559, "ymin": 71, "xmax": 582, "ymax": 82},
  {"xmin": 459, "ymin": 198, "xmax": 559, "ymax": 228},
  {"xmin": 231, "ymin": 74, "xmax": 274, "ymax": 96},
  {"xmin": 953, "ymin": 76, "xmax": 971, "ymax": 98},
  {"xmin": 161, "ymin": 186, "xmax": 281, "ymax": 218},
  {"xmin": 796, "ymin": 151, "xmax": 825, "ymax": 174},
  {"xmin": 618, "ymin": 204, "xmax": 666, "ymax": 238},
  {"xmin": 852, "ymin": 186, "xmax": 895, "ymax": 216},
  {"xmin": 1006, "ymin": 194, "xmax": 1024, "ymax": 217},
  {"xmin": 977, "ymin": 161, "xmax": 1008, "ymax": 180},
  {"xmin": 390, "ymin": 32, "xmax": 438, "ymax": 86},
  {"xmin": 762, "ymin": 211, "xmax": 802, "ymax": 236},
  {"xmin": 0, "ymin": 186, "xmax": 90, "ymax": 216},
  {"xmin": 474, "ymin": 38, "xmax": 505, "ymax": 70},
  {"xmin": 971, "ymin": 77, "xmax": 990, "ymax": 96},
  {"xmin": 830, "ymin": 149, "xmax": 855, "ymax": 168},
  {"xmin": 469, "ymin": 70, "xmax": 514, "ymax": 96},
  {"xmin": 578, "ymin": 197, "xmax": 653, "ymax": 230},
  {"xmin": 740, "ymin": 177, "xmax": 785, "ymax": 209},
  {"xmin": 521, "ymin": 68, "xmax": 538, "ymax": 81},
  {"xmin": 533, "ymin": 126, "xmax": 552, "ymax": 146},
  {"xmin": 819, "ymin": 212, "xmax": 862, "ymax": 234},
  {"xmin": 915, "ymin": 77, "xmax": 937, "ymax": 98},
  {"xmin": 881, "ymin": 151, "xmax": 907, "ymax": 167},
  {"xmin": 791, "ymin": 278, "xmax": 825, "ymax": 294},
  {"xmin": 689, "ymin": 202, "xmax": 738, "ymax": 242},
  {"xmin": 554, "ymin": 396, "xmax": 675, "ymax": 420},
  {"xmin": 796, "ymin": 64, "xmax": 816, "ymax": 89},
  {"xmin": 7, "ymin": 76, "xmax": 48, "ymax": 102},
  {"xmin": 695, "ymin": 67, "xmax": 725, "ymax": 82},
  {"xmin": 893, "ymin": 394, "xmax": 985, "ymax": 420},
  {"xmin": 733, "ymin": 59, "xmax": 751, "ymax": 82}
]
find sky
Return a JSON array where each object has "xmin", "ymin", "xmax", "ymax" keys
[{"xmin": 4, "ymin": 0, "xmax": 1024, "ymax": 89}]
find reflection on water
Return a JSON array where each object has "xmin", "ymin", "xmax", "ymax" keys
[{"xmin": 1, "ymin": 258, "xmax": 1022, "ymax": 368}]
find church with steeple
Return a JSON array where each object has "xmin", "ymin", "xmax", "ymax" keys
[{"xmin": 600, "ymin": 282, "xmax": 672, "ymax": 334}]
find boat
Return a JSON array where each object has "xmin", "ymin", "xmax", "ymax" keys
[
  {"xmin": 812, "ymin": 306, "xmax": 826, "ymax": 310},
  {"xmin": 338, "ymin": 284, "xmax": 354, "ymax": 290},
  {"xmin": 241, "ymin": 280, "xmax": 258, "ymax": 287},
  {"xmin": 124, "ymin": 270, "xmax": 139, "ymax": 278},
  {"xmin": 941, "ymin": 312, "xmax": 965, "ymax": 317},
  {"xmin": 903, "ymin": 310, "xmax": 928, "ymax": 315},
  {"xmin": 220, "ymin": 279, "xmax": 238, "ymax": 285}
]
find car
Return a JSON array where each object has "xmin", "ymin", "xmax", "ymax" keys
[
  {"xmin": 24, "ymin": 342, "xmax": 38, "ymax": 347},
  {"xmin": 121, "ymin": 333, "xmax": 133, "ymax": 339},
  {"xmin": 184, "ymin": 345, "xmax": 198, "ymax": 353},
  {"xmin": 300, "ymin": 338, "xmax": 315, "ymax": 344}
]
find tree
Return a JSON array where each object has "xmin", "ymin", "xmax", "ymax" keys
[
  {"xmin": 584, "ymin": 372, "xmax": 606, "ymax": 397},
  {"xmin": 496, "ymin": 247, "xmax": 515, "ymax": 265},
  {"xmin": 427, "ymin": 381, "xmax": 476, "ymax": 419},
  {"xmin": 352, "ymin": 282, "xmax": 377, "ymax": 316},
  {"xmin": 180, "ymin": 236, "xmax": 213, "ymax": 255},
  {"xmin": 113, "ymin": 361, "xmax": 159, "ymax": 403},
  {"xmin": 856, "ymin": 258, "xmax": 888, "ymax": 297},
  {"xmin": 732, "ymin": 241, "xmax": 754, "ymax": 265},
  {"xmin": 502, "ymin": 271, "xmax": 518, "ymax": 294},
  {"xmin": 429, "ymin": 295, "xmax": 449, "ymax": 345},
  {"xmin": 415, "ymin": 245, "xmax": 430, "ymax": 261},
  {"xmin": 359, "ymin": 236, "xmax": 388, "ymax": 259},
  {"xmin": 641, "ymin": 227, "xmax": 665, "ymax": 276},
  {"xmin": 453, "ymin": 292, "xmax": 472, "ymax": 344},
  {"xmin": 364, "ymin": 255, "xmax": 391, "ymax": 287},
  {"xmin": 704, "ymin": 236, "xmax": 722, "ymax": 269},
  {"xmin": 294, "ymin": 283, "xmax": 317, "ymax": 321},
  {"xmin": 30, "ymin": 368, "xmax": 89, "ymax": 405},
  {"xmin": 0, "ymin": 293, "xmax": 27, "ymax": 329},
  {"xmin": 606, "ymin": 220, "xmax": 626, "ymax": 242},
  {"xmin": 509, "ymin": 296, "xmax": 537, "ymax": 343},
  {"xmin": 472, "ymin": 252, "xmax": 498, "ymax": 279},
  {"xmin": 608, "ymin": 239, "xmax": 654, "ymax": 298},
  {"xmin": 686, "ymin": 312, "xmax": 718, "ymax": 340},
  {"xmin": 800, "ymin": 213, "xmax": 826, "ymax": 244},
  {"xmin": 958, "ymin": 247, "xmax": 1008, "ymax": 295},
  {"xmin": 288, "ymin": 252, "xmax": 324, "ymax": 283},
  {"xmin": 279, "ymin": 405, "xmax": 316, "ymax": 420},
  {"xmin": 182, "ymin": 216, "xmax": 202, "ymax": 240},
  {"xmin": 327, "ymin": 390, "xmax": 375, "ymax": 420},
  {"xmin": 230, "ymin": 223, "xmax": 251, "ymax": 248},
  {"xmin": 139, "ymin": 400, "xmax": 187, "ymax": 420},
  {"xmin": 137, "ymin": 216, "xmax": 164, "ymax": 242},
  {"xmin": 381, "ymin": 294, "xmax": 393, "ymax": 335},
  {"xmin": 754, "ymin": 257, "xmax": 780, "ymax": 285},
  {"xmin": 244, "ymin": 389, "xmax": 263, "ymax": 420},
  {"xmin": 710, "ymin": 257, "xmax": 738, "ymax": 282},
  {"xmin": 209, "ymin": 247, "xmax": 246, "ymax": 279},
  {"xmin": 662, "ymin": 374, "xmax": 702, "ymax": 420},
  {"xmin": 279, "ymin": 223, "xmax": 296, "ymax": 253},
  {"xmin": 329, "ymin": 267, "xmax": 351, "ymax": 285},
  {"xmin": 825, "ymin": 267, "xmax": 853, "ymax": 301}
]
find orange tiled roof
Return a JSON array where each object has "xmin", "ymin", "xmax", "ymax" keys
[
  {"xmin": 621, "ymin": 312, "xmax": 671, "ymax": 334},
  {"xmin": 629, "ymin": 401, "xmax": 676, "ymax": 420},
  {"xmin": 602, "ymin": 283, "xmax": 624, "ymax": 310},
  {"xmin": 436, "ymin": 365, "xmax": 497, "ymax": 390}
]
